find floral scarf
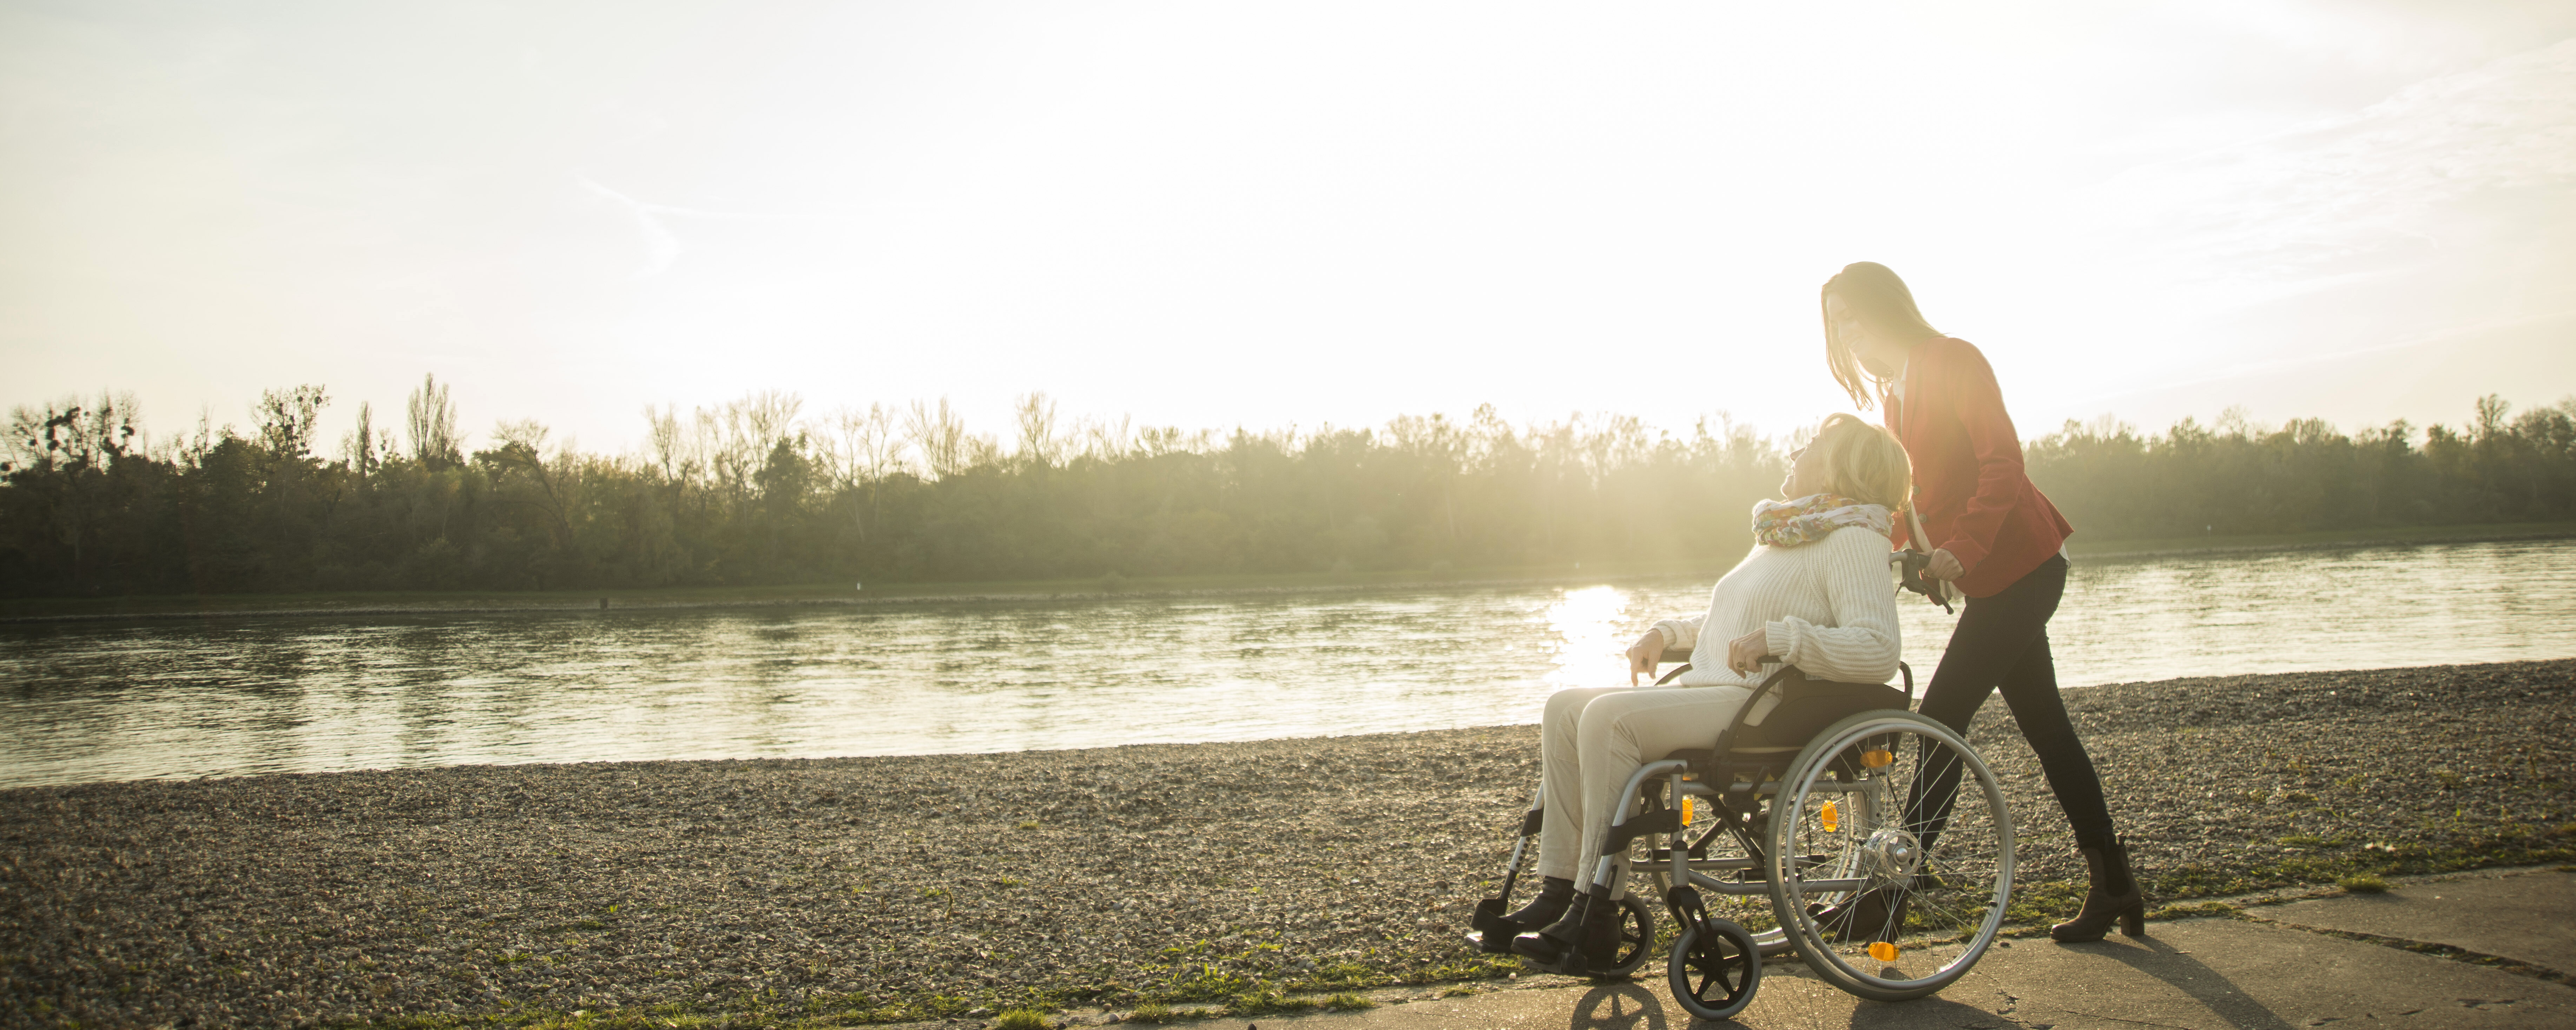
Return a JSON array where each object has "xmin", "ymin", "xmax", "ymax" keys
[{"xmin": 1750, "ymin": 493, "xmax": 1892, "ymax": 548}]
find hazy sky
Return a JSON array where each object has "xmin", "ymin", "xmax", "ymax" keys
[{"xmin": 4, "ymin": 0, "xmax": 2572, "ymax": 456}]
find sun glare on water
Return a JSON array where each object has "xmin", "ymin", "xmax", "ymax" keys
[{"xmin": 1543, "ymin": 585, "xmax": 1639, "ymax": 689}]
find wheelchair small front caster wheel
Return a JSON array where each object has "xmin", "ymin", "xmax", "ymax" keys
[{"xmin": 1668, "ymin": 916, "xmax": 1761, "ymax": 1020}]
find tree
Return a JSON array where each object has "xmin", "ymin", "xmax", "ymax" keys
[
  {"xmin": 905, "ymin": 397, "xmax": 971, "ymax": 479},
  {"xmin": 821, "ymin": 403, "xmax": 904, "ymax": 539},
  {"xmin": 254, "ymin": 385, "xmax": 329, "ymax": 463},
  {"xmin": 340, "ymin": 401, "xmax": 382, "ymax": 483},
  {"xmin": 406, "ymin": 375, "xmax": 462, "ymax": 470},
  {"xmin": 1014, "ymin": 392, "xmax": 1062, "ymax": 467}
]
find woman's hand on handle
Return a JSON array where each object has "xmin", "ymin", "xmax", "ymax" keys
[{"xmin": 1726, "ymin": 629, "xmax": 1771, "ymax": 677}]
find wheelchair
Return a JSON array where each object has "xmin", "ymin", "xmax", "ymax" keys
[{"xmin": 1465, "ymin": 557, "xmax": 2016, "ymax": 1020}]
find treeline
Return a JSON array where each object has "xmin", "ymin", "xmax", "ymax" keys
[
  {"xmin": 3, "ymin": 381, "xmax": 2572, "ymax": 598},
  {"xmin": 2025, "ymin": 395, "xmax": 2576, "ymax": 540}
]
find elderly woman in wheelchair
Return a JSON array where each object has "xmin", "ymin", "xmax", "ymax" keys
[{"xmin": 1465, "ymin": 414, "xmax": 2017, "ymax": 1018}]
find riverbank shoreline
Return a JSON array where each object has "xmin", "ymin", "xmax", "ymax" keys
[
  {"xmin": 4, "ymin": 659, "xmax": 2571, "ymax": 1028},
  {"xmin": 7, "ymin": 519, "xmax": 2573, "ymax": 625}
]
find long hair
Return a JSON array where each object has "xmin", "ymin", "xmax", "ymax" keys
[
  {"xmin": 1821, "ymin": 262, "xmax": 1940, "ymax": 409},
  {"xmin": 1809, "ymin": 412, "xmax": 1912, "ymax": 511}
]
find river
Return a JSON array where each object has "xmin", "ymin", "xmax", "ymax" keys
[{"xmin": 5, "ymin": 538, "xmax": 2573, "ymax": 788}]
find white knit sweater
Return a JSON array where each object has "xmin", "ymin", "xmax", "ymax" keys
[{"xmin": 1651, "ymin": 525, "xmax": 1903, "ymax": 722}]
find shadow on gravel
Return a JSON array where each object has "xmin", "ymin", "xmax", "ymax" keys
[{"xmin": 2076, "ymin": 933, "xmax": 2297, "ymax": 1030}]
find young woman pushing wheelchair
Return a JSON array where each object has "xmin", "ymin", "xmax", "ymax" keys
[{"xmin": 1820, "ymin": 261, "xmax": 2145, "ymax": 942}]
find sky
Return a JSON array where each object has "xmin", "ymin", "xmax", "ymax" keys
[{"xmin": 3, "ymin": 0, "xmax": 2572, "ymax": 458}]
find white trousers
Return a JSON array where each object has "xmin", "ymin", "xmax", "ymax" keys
[{"xmin": 1537, "ymin": 684, "xmax": 1753, "ymax": 896}]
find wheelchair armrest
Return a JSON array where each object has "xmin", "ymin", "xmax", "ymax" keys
[
  {"xmin": 1651, "ymin": 646, "xmax": 1696, "ymax": 686},
  {"xmin": 1706, "ymin": 663, "xmax": 1797, "ymax": 758}
]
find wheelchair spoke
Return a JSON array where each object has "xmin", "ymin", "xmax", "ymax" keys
[{"xmin": 1766, "ymin": 711, "xmax": 2014, "ymax": 1002}]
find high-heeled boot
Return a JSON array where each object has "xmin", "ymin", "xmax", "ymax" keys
[{"xmin": 2051, "ymin": 835, "xmax": 2146, "ymax": 942}]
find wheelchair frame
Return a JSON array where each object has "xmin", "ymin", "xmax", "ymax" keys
[{"xmin": 1471, "ymin": 559, "xmax": 2018, "ymax": 1018}]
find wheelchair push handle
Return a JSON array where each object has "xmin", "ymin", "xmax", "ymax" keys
[{"xmin": 1892, "ymin": 549, "xmax": 1954, "ymax": 614}]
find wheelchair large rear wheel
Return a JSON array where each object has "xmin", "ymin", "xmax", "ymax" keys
[
  {"xmin": 1593, "ymin": 893, "xmax": 1657, "ymax": 979},
  {"xmin": 1765, "ymin": 710, "xmax": 2014, "ymax": 1002}
]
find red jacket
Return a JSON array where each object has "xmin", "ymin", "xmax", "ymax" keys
[{"xmin": 1883, "ymin": 336, "xmax": 2072, "ymax": 598}]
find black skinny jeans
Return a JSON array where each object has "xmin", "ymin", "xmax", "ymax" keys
[{"xmin": 1905, "ymin": 554, "xmax": 2118, "ymax": 850}]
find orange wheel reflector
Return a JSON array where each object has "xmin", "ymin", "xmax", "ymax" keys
[
  {"xmin": 1681, "ymin": 797, "xmax": 1694, "ymax": 824},
  {"xmin": 1819, "ymin": 799, "xmax": 1839, "ymax": 832},
  {"xmin": 1863, "ymin": 749, "xmax": 1894, "ymax": 769},
  {"xmin": 1868, "ymin": 941, "xmax": 1899, "ymax": 962}
]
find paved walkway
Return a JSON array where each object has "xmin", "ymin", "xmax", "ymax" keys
[{"xmin": 1218, "ymin": 868, "xmax": 2576, "ymax": 1030}]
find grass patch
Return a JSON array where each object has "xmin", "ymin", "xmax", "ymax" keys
[
  {"xmin": 2339, "ymin": 874, "xmax": 2391, "ymax": 894},
  {"xmin": 1226, "ymin": 989, "xmax": 1317, "ymax": 1015},
  {"xmin": 2146, "ymin": 835, "xmax": 2574, "ymax": 909},
  {"xmin": 2145, "ymin": 900, "xmax": 2238, "ymax": 920},
  {"xmin": 1125, "ymin": 1003, "xmax": 1176, "ymax": 1023},
  {"xmin": 1324, "ymin": 993, "xmax": 1378, "ymax": 1010},
  {"xmin": 993, "ymin": 1010, "xmax": 1049, "ymax": 1030},
  {"xmin": 1983, "ymin": 829, "xmax": 2576, "ymax": 936}
]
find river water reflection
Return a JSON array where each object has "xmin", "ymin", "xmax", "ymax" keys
[{"xmin": 5, "ymin": 538, "xmax": 2574, "ymax": 788}]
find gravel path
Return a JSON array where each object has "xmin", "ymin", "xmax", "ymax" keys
[{"xmin": 5, "ymin": 660, "xmax": 2572, "ymax": 1028}]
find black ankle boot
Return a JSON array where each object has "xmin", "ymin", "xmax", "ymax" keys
[
  {"xmin": 1509, "ymin": 890, "xmax": 1588, "ymax": 965},
  {"xmin": 1564, "ymin": 890, "xmax": 1627, "ymax": 974},
  {"xmin": 1473, "ymin": 877, "xmax": 1573, "ymax": 953},
  {"xmin": 2051, "ymin": 835, "xmax": 2146, "ymax": 942},
  {"xmin": 1510, "ymin": 889, "xmax": 1624, "ymax": 975},
  {"xmin": 1500, "ymin": 878, "xmax": 1574, "ymax": 933}
]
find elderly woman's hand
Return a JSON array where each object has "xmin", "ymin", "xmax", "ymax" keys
[
  {"xmin": 1727, "ymin": 628, "xmax": 1771, "ymax": 676},
  {"xmin": 1625, "ymin": 630, "xmax": 1669, "ymax": 685}
]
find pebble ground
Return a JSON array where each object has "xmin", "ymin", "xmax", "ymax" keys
[{"xmin": 4, "ymin": 659, "xmax": 2571, "ymax": 1028}]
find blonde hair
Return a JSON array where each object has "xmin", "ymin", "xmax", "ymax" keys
[
  {"xmin": 1821, "ymin": 261, "xmax": 1941, "ymax": 410},
  {"xmin": 1808, "ymin": 413, "xmax": 1912, "ymax": 511}
]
